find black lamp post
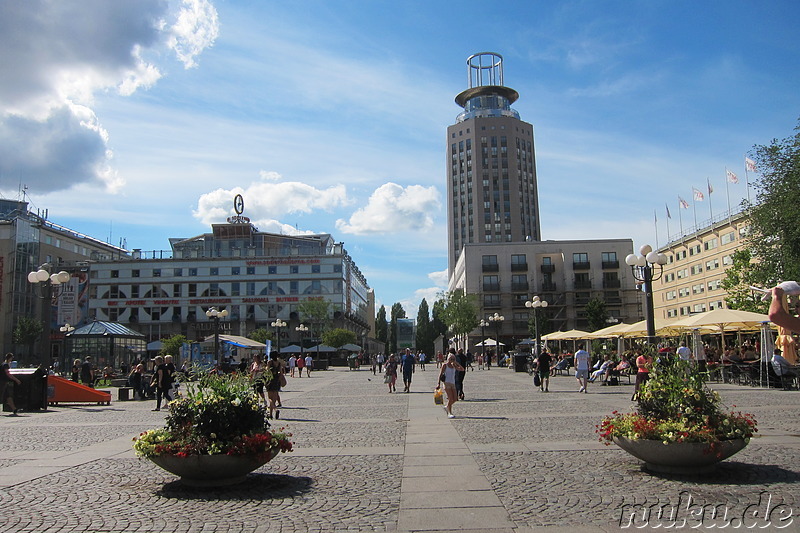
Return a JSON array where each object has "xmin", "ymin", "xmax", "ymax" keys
[
  {"xmin": 295, "ymin": 323, "xmax": 308, "ymax": 359},
  {"xmin": 625, "ymin": 245, "xmax": 666, "ymax": 346},
  {"xmin": 27, "ymin": 264, "xmax": 70, "ymax": 366},
  {"xmin": 479, "ymin": 318, "xmax": 489, "ymax": 364},
  {"xmin": 526, "ymin": 296, "xmax": 549, "ymax": 358},
  {"xmin": 488, "ymin": 312, "xmax": 504, "ymax": 361},
  {"xmin": 59, "ymin": 323, "xmax": 75, "ymax": 375},
  {"xmin": 205, "ymin": 306, "xmax": 229, "ymax": 367},
  {"xmin": 271, "ymin": 318, "xmax": 287, "ymax": 356}
]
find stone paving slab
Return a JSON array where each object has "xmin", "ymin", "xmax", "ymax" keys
[{"xmin": 0, "ymin": 367, "xmax": 798, "ymax": 531}]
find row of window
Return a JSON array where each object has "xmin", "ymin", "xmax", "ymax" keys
[
  {"xmin": 664, "ymin": 300, "xmax": 725, "ymax": 318},
  {"xmin": 104, "ymin": 264, "xmax": 341, "ymax": 279},
  {"xmin": 96, "ymin": 279, "xmax": 344, "ymax": 299},
  {"xmin": 665, "ymin": 227, "xmax": 747, "ymax": 263},
  {"xmin": 481, "ymin": 252, "xmax": 618, "ymax": 268},
  {"xmin": 662, "ymin": 256, "xmax": 732, "ymax": 284},
  {"xmin": 663, "ymin": 279, "xmax": 724, "ymax": 301}
]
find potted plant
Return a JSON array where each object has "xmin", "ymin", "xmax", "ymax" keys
[
  {"xmin": 598, "ymin": 355, "xmax": 757, "ymax": 474},
  {"xmin": 133, "ymin": 369, "xmax": 293, "ymax": 486}
]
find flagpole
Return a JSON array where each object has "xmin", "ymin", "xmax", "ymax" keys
[
  {"xmin": 707, "ymin": 178, "xmax": 713, "ymax": 221},
  {"xmin": 665, "ymin": 204, "xmax": 671, "ymax": 243},
  {"xmin": 692, "ymin": 194, "xmax": 698, "ymax": 229},
  {"xmin": 654, "ymin": 210, "xmax": 659, "ymax": 248},
  {"xmin": 725, "ymin": 167, "xmax": 732, "ymax": 218},
  {"xmin": 678, "ymin": 199, "xmax": 684, "ymax": 237},
  {"xmin": 744, "ymin": 155, "xmax": 752, "ymax": 205}
]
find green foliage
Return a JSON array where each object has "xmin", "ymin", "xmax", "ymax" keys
[
  {"xmin": 743, "ymin": 118, "xmax": 800, "ymax": 284},
  {"xmin": 415, "ymin": 299, "xmax": 435, "ymax": 357},
  {"xmin": 298, "ymin": 299, "xmax": 332, "ymax": 338},
  {"xmin": 12, "ymin": 316, "xmax": 43, "ymax": 362},
  {"xmin": 584, "ymin": 297, "xmax": 608, "ymax": 332},
  {"xmin": 389, "ymin": 302, "xmax": 406, "ymax": 354},
  {"xmin": 133, "ymin": 369, "xmax": 293, "ymax": 458},
  {"xmin": 160, "ymin": 335, "xmax": 187, "ymax": 357},
  {"xmin": 438, "ymin": 289, "xmax": 479, "ymax": 339},
  {"xmin": 720, "ymin": 249, "xmax": 769, "ymax": 313},
  {"xmin": 322, "ymin": 328, "xmax": 357, "ymax": 348},
  {"xmin": 375, "ymin": 306, "xmax": 388, "ymax": 346},
  {"xmin": 598, "ymin": 360, "xmax": 757, "ymax": 444},
  {"xmin": 247, "ymin": 327, "xmax": 273, "ymax": 345}
]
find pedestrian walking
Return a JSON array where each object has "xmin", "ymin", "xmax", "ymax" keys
[
  {"xmin": 536, "ymin": 350, "xmax": 552, "ymax": 392},
  {"xmin": 265, "ymin": 356, "xmax": 284, "ymax": 419},
  {"xmin": 376, "ymin": 352, "xmax": 385, "ymax": 373},
  {"xmin": 250, "ymin": 354, "xmax": 266, "ymax": 405},
  {"xmin": 384, "ymin": 354, "xmax": 398, "ymax": 393},
  {"xmin": 80, "ymin": 356, "xmax": 95, "ymax": 388},
  {"xmin": 370, "ymin": 353, "xmax": 377, "ymax": 375},
  {"xmin": 71, "ymin": 358, "xmax": 81, "ymax": 382},
  {"xmin": 632, "ymin": 350, "xmax": 652, "ymax": 402},
  {"xmin": 455, "ymin": 348, "xmax": 467, "ymax": 400},
  {"xmin": 304, "ymin": 354, "xmax": 313, "ymax": 377},
  {"xmin": 574, "ymin": 344, "xmax": 590, "ymax": 393},
  {"xmin": 1, "ymin": 353, "xmax": 21, "ymax": 416},
  {"xmin": 288, "ymin": 355, "xmax": 297, "ymax": 377},
  {"xmin": 401, "ymin": 348, "xmax": 415, "ymax": 392},
  {"xmin": 436, "ymin": 353, "xmax": 465, "ymax": 418},
  {"xmin": 151, "ymin": 355, "xmax": 173, "ymax": 411}
]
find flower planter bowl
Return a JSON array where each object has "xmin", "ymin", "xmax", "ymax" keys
[
  {"xmin": 613, "ymin": 436, "xmax": 748, "ymax": 475},
  {"xmin": 149, "ymin": 448, "xmax": 279, "ymax": 487}
]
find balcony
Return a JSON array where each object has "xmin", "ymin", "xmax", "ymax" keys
[
  {"xmin": 602, "ymin": 260, "xmax": 619, "ymax": 269},
  {"xmin": 574, "ymin": 280, "xmax": 592, "ymax": 290},
  {"xmin": 540, "ymin": 264, "xmax": 555, "ymax": 274},
  {"xmin": 511, "ymin": 282, "xmax": 529, "ymax": 291},
  {"xmin": 573, "ymin": 261, "xmax": 591, "ymax": 270},
  {"xmin": 511, "ymin": 263, "xmax": 529, "ymax": 271},
  {"xmin": 482, "ymin": 264, "xmax": 499, "ymax": 272},
  {"xmin": 602, "ymin": 279, "xmax": 621, "ymax": 289},
  {"xmin": 542, "ymin": 282, "xmax": 556, "ymax": 291},
  {"xmin": 483, "ymin": 283, "xmax": 500, "ymax": 292},
  {"xmin": 484, "ymin": 300, "xmax": 501, "ymax": 309}
]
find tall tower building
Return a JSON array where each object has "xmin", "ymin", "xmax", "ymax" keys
[{"xmin": 447, "ymin": 52, "xmax": 541, "ymax": 276}]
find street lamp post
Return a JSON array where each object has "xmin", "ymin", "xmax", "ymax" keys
[
  {"xmin": 625, "ymin": 244, "xmax": 667, "ymax": 346},
  {"xmin": 295, "ymin": 323, "xmax": 309, "ymax": 360},
  {"xmin": 479, "ymin": 318, "xmax": 489, "ymax": 365},
  {"xmin": 271, "ymin": 318, "xmax": 287, "ymax": 357},
  {"xmin": 205, "ymin": 307, "xmax": 229, "ymax": 367},
  {"xmin": 27, "ymin": 264, "xmax": 70, "ymax": 366},
  {"xmin": 488, "ymin": 312, "xmax": 504, "ymax": 364},
  {"xmin": 525, "ymin": 296, "xmax": 549, "ymax": 359},
  {"xmin": 59, "ymin": 323, "xmax": 75, "ymax": 375}
]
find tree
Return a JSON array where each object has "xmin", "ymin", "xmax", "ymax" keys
[
  {"xmin": 12, "ymin": 316, "xmax": 43, "ymax": 363},
  {"xmin": 298, "ymin": 299, "xmax": 332, "ymax": 342},
  {"xmin": 585, "ymin": 297, "xmax": 609, "ymax": 332},
  {"xmin": 160, "ymin": 334, "xmax": 188, "ymax": 357},
  {"xmin": 322, "ymin": 328, "xmax": 357, "ymax": 348},
  {"xmin": 247, "ymin": 327, "xmax": 274, "ymax": 345},
  {"xmin": 720, "ymin": 249, "xmax": 769, "ymax": 313},
  {"xmin": 389, "ymin": 303, "xmax": 406, "ymax": 354},
  {"xmin": 415, "ymin": 299, "xmax": 434, "ymax": 357},
  {"xmin": 743, "ymin": 119, "xmax": 800, "ymax": 285},
  {"xmin": 431, "ymin": 298, "xmax": 448, "ymax": 353},
  {"xmin": 438, "ymin": 289, "xmax": 479, "ymax": 345},
  {"xmin": 375, "ymin": 305, "xmax": 388, "ymax": 348}
]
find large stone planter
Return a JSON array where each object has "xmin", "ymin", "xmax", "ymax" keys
[
  {"xmin": 613, "ymin": 436, "xmax": 749, "ymax": 475},
  {"xmin": 148, "ymin": 448, "xmax": 280, "ymax": 487}
]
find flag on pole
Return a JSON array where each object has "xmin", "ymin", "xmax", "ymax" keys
[
  {"xmin": 707, "ymin": 178, "xmax": 714, "ymax": 195},
  {"xmin": 678, "ymin": 196, "xmax": 689, "ymax": 209},
  {"xmin": 665, "ymin": 203, "xmax": 671, "ymax": 219},
  {"xmin": 745, "ymin": 157, "xmax": 757, "ymax": 172},
  {"xmin": 726, "ymin": 169, "xmax": 739, "ymax": 183},
  {"xmin": 692, "ymin": 187, "xmax": 705, "ymax": 201}
]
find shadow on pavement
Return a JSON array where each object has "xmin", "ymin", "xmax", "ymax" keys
[
  {"xmin": 156, "ymin": 474, "xmax": 314, "ymax": 498},
  {"xmin": 642, "ymin": 462, "xmax": 800, "ymax": 485}
]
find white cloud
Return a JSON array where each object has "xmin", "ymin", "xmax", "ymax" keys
[
  {"xmin": 192, "ymin": 174, "xmax": 349, "ymax": 227},
  {"xmin": 0, "ymin": 0, "xmax": 218, "ymax": 195},
  {"xmin": 428, "ymin": 269, "xmax": 449, "ymax": 288},
  {"xmin": 335, "ymin": 183, "xmax": 441, "ymax": 235}
]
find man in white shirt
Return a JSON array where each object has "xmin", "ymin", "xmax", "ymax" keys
[
  {"xmin": 304, "ymin": 355, "xmax": 313, "ymax": 377},
  {"xmin": 676, "ymin": 342, "xmax": 692, "ymax": 362},
  {"xmin": 574, "ymin": 344, "xmax": 591, "ymax": 393}
]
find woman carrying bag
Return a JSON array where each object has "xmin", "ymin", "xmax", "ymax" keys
[{"xmin": 436, "ymin": 351, "xmax": 465, "ymax": 418}]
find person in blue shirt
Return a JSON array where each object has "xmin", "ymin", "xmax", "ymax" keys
[{"xmin": 401, "ymin": 348, "xmax": 415, "ymax": 392}]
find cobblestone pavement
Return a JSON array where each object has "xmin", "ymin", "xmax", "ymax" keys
[{"xmin": 0, "ymin": 366, "xmax": 798, "ymax": 532}]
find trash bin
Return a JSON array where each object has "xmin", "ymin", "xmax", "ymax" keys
[
  {"xmin": 514, "ymin": 354, "xmax": 528, "ymax": 373},
  {"xmin": 7, "ymin": 367, "xmax": 49, "ymax": 411}
]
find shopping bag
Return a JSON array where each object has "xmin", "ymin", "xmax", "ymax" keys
[
  {"xmin": 433, "ymin": 388, "xmax": 444, "ymax": 405},
  {"xmin": 533, "ymin": 373, "xmax": 541, "ymax": 387}
]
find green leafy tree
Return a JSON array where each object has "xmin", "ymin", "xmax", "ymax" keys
[
  {"xmin": 438, "ymin": 289, "xmax": 479, "ymax": 344},
  {"xmin": 12, "ymin": 316, "xmax": 43, "ymax": 363},
  {"xmin": 720, "ymin": 249, "xmax": 769, "ymax": 313},
  {"xmin": 585, "ymin": 297, "xmax": 609, "ymax": 332},
  {"xmin": 322, "ymin": 328, "xmax": 357, "ymax": 348},
  {"xmin": 431, "ymin": 298, "xmax": 448, "ymax": 352},
  {"xmin": 247, "ymin": 327, "xmax": 274, "ymax": 345},
  {"xmin": 298, "ymin": 299, "xmax": 332, "ymax": 343},
  {"xmin": 743, "ymin": 119, "xmax": 800, "ymax": 284},
  {"xmin": 389, "ymin": 303, "xmax": 406, "ymax": 354},
  {"xmin": 415, "ymin": 298, "xmax": 435, "ymax": 357},
  {"xmin": 160, "ymin": 334, "xmax": 188, "ymax": 357},
  {"xmin": 375, "ymin": 305, "xmax": 388, "ymax": 348}
]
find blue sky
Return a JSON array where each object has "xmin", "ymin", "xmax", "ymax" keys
[{"xmin": 1, "ymin": 0, "xmax": 799, "ymax": 317}]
